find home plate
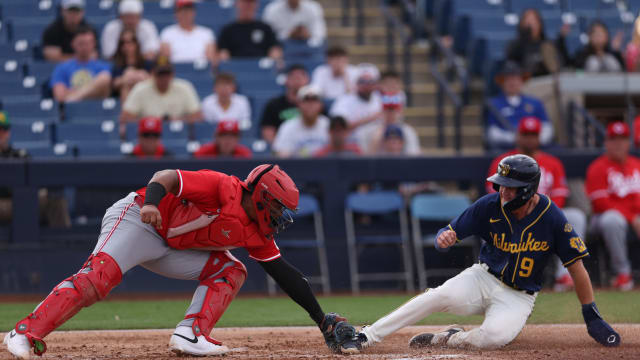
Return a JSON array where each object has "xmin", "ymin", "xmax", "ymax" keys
[
  {"xmin": 228, "ymin": 347, "xmax": 249, "ymax": 352},
  {"xmin": 393, "ymin": 356, "xmax": 467, "ymax": 360}
]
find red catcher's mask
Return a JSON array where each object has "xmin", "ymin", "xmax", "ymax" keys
[{"xmin": 242, "ymin": 164, "xmax": 299, "ymax": 237}]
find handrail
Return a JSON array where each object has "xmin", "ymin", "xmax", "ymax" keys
[
  {"xmin": 342, "ymin": 0, "xmax": 365, "ymax": 44},
  {"xmin": 380, "ymin": 1, "xmax": 413, "ymax": 106},
  {"xmin": 484, "ymin": 98, "xmax": 515, "ymax": 131},
  {"xmin": 567, "ymin": 100, "xmax": 606, "ymax": 148},
  {"xmin": 431, "ymin": 68, "xmax": 462, "ymax": 150}
]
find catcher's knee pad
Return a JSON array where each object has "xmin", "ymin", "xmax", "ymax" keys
[
  {"xmin": 186, "ymin": 251, "xmax": 247, "ymax": 344},
  {"xmin": 15, "ymin": 252, "xmax": 122, "ymax": 343}
]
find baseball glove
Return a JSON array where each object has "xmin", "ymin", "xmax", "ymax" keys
[{"xmin": 320, "ymin": 312, "xmax": 361, "ymax": 354}]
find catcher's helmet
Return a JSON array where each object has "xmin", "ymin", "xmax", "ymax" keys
[
  {"xmin": 486, "ymin": 154, "xmax": 540, "ymax": 211},
  {"xmin": 242, "ymin": 164, "xmax": 299, "ymax": 237}
]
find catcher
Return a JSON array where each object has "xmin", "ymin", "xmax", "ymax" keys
[
  {"xmin": 4, "ymin": 164, "xmax": 360, "ymax": 358},
  {"xmin": 355, "ymin": 155, "xmax": 621, "ymax": 350}
]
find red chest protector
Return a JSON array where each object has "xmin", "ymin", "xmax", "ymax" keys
[{"xmin": 163, "ymin": 177, "xmax": 268, "ymax": 250}]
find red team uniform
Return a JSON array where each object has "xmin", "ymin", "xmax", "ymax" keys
[{"xmin": 585, "ymin": 155, "xmax": 640, "ymax": 222}]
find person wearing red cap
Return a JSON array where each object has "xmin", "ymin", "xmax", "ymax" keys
[
  {"xmin": 131, "ymin": 116, "xmax": 171, "ymax": 158},
  {"xmin": 585, "ymin": 121, "xmax": 639, "ymax": 291},
  {"xmin": 194, "ymin": 121, "xmax": 252, "ymax": 158},
  {"xmin": 159, "ymin": 0, "xmax": 217, "ymax": 64},
  {"xmin": 487, "ymin": 116, "xmax": 587, "ymax": 291}
]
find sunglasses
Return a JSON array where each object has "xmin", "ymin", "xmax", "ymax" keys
[{"xmin": 140, "ymin": 133, "xmax": 160, "ymax": 138}]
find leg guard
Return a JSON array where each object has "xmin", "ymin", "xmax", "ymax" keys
[
  {"xmin": 14, "ymin": 252, "xmax": 122, "ymax": 354},
  {"xmin": 184, "ymin": 251, "xmax": 247, "ymax": 345}
]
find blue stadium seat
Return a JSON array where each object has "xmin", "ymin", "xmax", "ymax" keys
[
  {"xmin": 165, "ymin": 141, "xmax": 190, "ymax": 156},
  {"xmin": 63, "ymin": 99, "xmax": 120, "ymax": 122},
  {"xmin": 1, "ymin": 2, "xmax": 56, "ymax": 20},
  {"xmin": 143, "ymin": 1, "xmax": 175, "ymax": 16},
  {"xmin": 10, "ymin": 121, "xmax": 52, "ymax": 143},
  {"xmin": 72, "ymin": 141, "xmax": 124, "ymax": 158},
  {"xmin": 26, "ymin": 60, "xmax": 57, "ymax": 79},
  {"xmin": 508, "ymin": 0, "xmax": 562, "ymax": 14},
  {"xmin": 437, "ymin": 0, "xmax": 505, "ymax": 36},
  {"xmin": 195, "ymin": 1, "xmax": 234, "ymax": 34},
  {"xmin": 0, "ymin": 59, "xmax": 24, "ymax": 83},
  {"xmin": 3, "ymin": 98, "xmax": 59, "ymax": 123},
  {"xmin": 0, "ymin": 43, "xmax": 35, "ymax": 61},
  {"xmin": 248, "ymin": 95, "xmax": 273, "ymax": 137},
  {"xmin": 84, "ymin": 0, "xmax": 116, "ymax": 17},
  {"xmin": 10, "ymin": 20, "xmax": 49, "ymax": 44},
  {"xmin": 192, "ymin": 122, "xmax": 216, "ymax": 143},
  {"xmin": 565, "ymin": 0, "xmax": 617, "ymax": 11},
  {"xmin": 56, "ymin": 122, "xmax": 120, "ymax": 143},
  {"xmin": 0, "ymin": 77, "xmax": 45, "ymax": 97},
  {"xmin": 162, "ymin": 121, "xmax": 189, "ymax": 144},
  {"xmin": 240, "ymin": 137, "xmax": 269, "ymax": 156},
  {"xmin": 20, "ymin": 142, "xmax": 72, "ymax": 158}
]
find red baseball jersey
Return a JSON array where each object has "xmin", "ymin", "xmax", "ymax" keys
[
  {"xmin": 193, "ymin": 143, "xmax": 252, "ymax": 159},
  {"xmin": 136, "ymin": 170, "xmax": 280, "ymax": 262},
  {"xmin": 487, "ymin": 150, "xmax": 570, "ymax": 207},
  {"xmin": 585, "ymin": 155, "xmax": 640, "ymax": 222}
]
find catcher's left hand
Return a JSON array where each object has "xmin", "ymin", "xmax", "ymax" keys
[
  {"xmin": 320, "ymin": 312, "xmax": 361, "ymax": 354},
  {"xmin": 582, "ymin": 303, "xmax": 620, "ymax": 347}
]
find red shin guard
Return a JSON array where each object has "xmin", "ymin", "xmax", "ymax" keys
[
  {"xmin": 187, "ymin": 252, "xmax": 247, "ymax": 344},
  {"xmin": 14, "ymin": 252, "xmax": 122, "ymax": 354}
]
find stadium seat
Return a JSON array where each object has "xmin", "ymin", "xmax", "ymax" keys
[
  {"xmin": 195, "ymin": 1, "xmax": 234, "ymax": 34},
  {"xmin": 345, "ymin": 191, "xmax": 414, "ymax": 293},
  {"xmin": 63, "ymin": 99, "xmax": 120, "ymax": 122},
  {"xmin": 0, "ymin": 59, "xmax": 24, "ymax": 84},
  {"xmin": 72, "ymin": 141, "xmax": 124, "ymax": 158},
  {"xmin": 18, "ymin": 142, "xmax": 72, "ymax": 158},
  {"xmin": 26, "ymin": 60, "xmax": 57, "ymax": 79},
  {"xmin": 565, "ymin": 0, "xmax": 617, "ymax": 12},
  {"xmin": 267, "ymin": 194, "xmax": 331, "ymax": 295},
  {"xmin": 83, "ymin": 0, "xmax": 116, "ymax": 17},
  {"xmin": 192, "ymin": 122, "xmax": 216, "ymax": 143},
  {"xmin": 2, "ymin": 98, "xmax": 59, "ymax": 123},
  {"xmin": 10, "ymin": 20, "xmax": 49, "ymax": 45},
  {"xmin": 10, "ymin": 121, "xmax": 52, "ymax": 143},
  {"xmin": 0, "ymin": 42, "xmax": 35, "ymax": 61},
  {"xmin": 56, "ymin": 121, "xmax": 120, "ymax": 143},
  {"xmin": 410, "ymin": 193, "xmax": 477, "ymax": 290},
  {"xmin": 162, "ymin": 121, "xmax": 189, "ymax": 145},
  {"xmin": 1, "ymin": 2, "xmax": 56, "ymax": 21},
  {"xmin": 508, "ymin": 0, "xmax": 562, "ymax": 15},
  {"xmin": 165, "ymin": 141, "xmax": 190, "ymax": 156}
]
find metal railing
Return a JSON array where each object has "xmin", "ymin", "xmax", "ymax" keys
[
  {"xmin": 567, "ymin": 100, "xmax": 606, "ymax": 148},
  {"xmin": 380, "ymin": 0, "xmax": 413, "ymax": 106},
  {"xmin": 341, "ymin": 0, "xmax": 365, "ymax": 45}
]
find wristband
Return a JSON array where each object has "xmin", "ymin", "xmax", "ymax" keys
[
  {"xmin": 143, "ymin": 182, "xmax": 167, "ymax": 207},
  {"xmin": 581, "ymin": 302, "xmax": 603, "ymax": 323}
]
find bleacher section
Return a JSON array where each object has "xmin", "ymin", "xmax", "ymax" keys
[
  {"xmin": 435, "ymin": 0, "xmax": 636, "ymax": 93},
  {"xmin": 0, "ymin": 0, "xmax": 325, "ymax": 158}
]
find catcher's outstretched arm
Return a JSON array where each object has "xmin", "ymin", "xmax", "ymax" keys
[{"xmin": 258, "ymin": 257, "xmax": 325, "ymax": 325}]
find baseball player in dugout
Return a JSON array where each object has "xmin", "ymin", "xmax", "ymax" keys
[
  {"xmin": 3, "ymin": 165, "xmax": 360, "ymax": 359},
  {"xmin": 355, "ymin": 155, "xmax": 621, "ymax": 351}
]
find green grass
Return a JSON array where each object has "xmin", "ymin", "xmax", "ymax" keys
[{"xmin": 1, "ymin": 291, "xmax": 639, "ymax": 331}]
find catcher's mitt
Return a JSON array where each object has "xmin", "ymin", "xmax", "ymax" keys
[{"xmin": 320, "ymin": 312, "xmax": 361, "ymax": 354}]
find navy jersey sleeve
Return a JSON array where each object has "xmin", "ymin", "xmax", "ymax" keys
[
  {"xmin": 552, "ymin": 207, "xmax": 589, "ymax": 267},
  {"xmin": 435, "ymin": 198, "xmax": 485, "ymax": 251}
]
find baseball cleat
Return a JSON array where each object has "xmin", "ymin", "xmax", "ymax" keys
[
  {"xmin": 612, "ymin": 273, "xmax": 634, "ymax": 291},
  {"xmin": 553, "ymin": 274, "xmax": 574, "ymax": 292},
  {"xmin": 409, "ymin": 325, "xmax": 464, "ymax": 348},
  {"xmin": 169, "ymin": 326, "xmax": 229, "ymax": 356},
  {"xmin": 3, "ymin": 330, "xmax": 32, "ymax": 359},
  {"xmin": 355, "ymin": 326, "xmax": 375, "ymax": 350}
]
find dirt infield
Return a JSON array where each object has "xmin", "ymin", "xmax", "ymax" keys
[{"xmin": 1, "ymin": 325, "xmax": 638, "ymax": 360}]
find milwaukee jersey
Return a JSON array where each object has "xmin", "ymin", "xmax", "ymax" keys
[
  {"xmin": 438, "ymin": 193, "xmax": 588, "ymax": 292},
  {"xmin": 136, "ymin": 169, "xmax": 280, "ymax": 262},
  {"xmin": 487, "ymin": 150, "xmax": 569, "ymax": 207},
  {"xmin": 585, "ymin": 155, "xmax": 640, "ymax": 223}
]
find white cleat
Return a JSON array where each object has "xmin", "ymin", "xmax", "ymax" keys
[
  {"xmin": 169, "ymin": 326, "xmax": 229, "ymax": 357},
  {"xmin": 3, "ymin": 330, "xmax": 32, "ymax": 359},
  {"xmin": 409, "ymin": 325, "xmax": 465, "ymax": 348}
]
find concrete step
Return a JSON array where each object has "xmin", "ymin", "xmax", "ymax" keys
[
  {"xmin": 324, "ymin": 7, "xmax": 385, "ymax": 27},
  {"xmin": 321, "ymin": 0, "xmax": 380, "ymax": 8},
  {"xmin": 403, "ymin": 105, "xmax": 482, "ymax": 118}
]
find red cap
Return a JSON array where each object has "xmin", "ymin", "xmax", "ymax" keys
[
  {"xmin": 607, "ymin": 121, "xmax": 630, "ymax": 138},
  {"xmin": 381, "ymin": 93, "xmax": 403, "ymax": 110},
  {"xmin": 138, "ymin": 116, "xmax": 162, "ymax": 135},
  {"xmin": 216, "ymin": 120, "xmax": 239, "ymax": 135},
  {"xmin": 518, "ymin": 116, "xmax": 541, "ymax": 134},
  {"xmin": 175, "ymin": 0, "xmax": 195, "ymax": 9}
]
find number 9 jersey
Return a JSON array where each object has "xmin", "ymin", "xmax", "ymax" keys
[{"xmin": 439, "ymin": 193, "xmax": 589, "ymax": 293}]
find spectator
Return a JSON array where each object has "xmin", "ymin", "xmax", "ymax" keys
[
  {"xmin": 506, "ymin": 8, "xmax": 569, "ymax": 77},
  {"xmin": 101, "ymin": 0, "xmax": 160, "ymax": 60},
  {"xmin": 486, "ymin": 116, "xmax": 587, "ymax": 292},
  {"xmin": 0, "ymin": 112, "xmax": 70, "ymax": 227},
  {"xmin": 585, "ymin": 121, "xmax": 638, "ymax": 291},
  {"xmin": 379, "ymin": 70, "xmax": 407, "ymax": 106},
  {"xmin": 201, "ymin": 73, "xmax": 251, "ymax": 130},
  {"xmin": 111, "ymin": 30, "xmax": 152, "ymax": 103},
  {"xmin": 263, "ymin": 0, "xmax": 326, "ymax": 45},
  {"xmin": 194, "ymin": 121, "xmax": 252, "ymax": 158},
  {"xmin": 160, "ymin": 0, "xmax": 217, "ymax": 64},
  {"xmin": 313, "ymin": 116, "xmax": 361, "ymax": 157},
  {"xmin": 272, "ymin": 85, "xmax": 329, "ymax": 157},
  {"xmin": 486, "ymin": 61, "xmax": 552, "ymax": 149},
  {"xmin": 120, "ymin": 56, "xmax": 202, "ymax": 134},
  {"xmin": 329, "ymin": 63, "xmax": 383, "ymax": 152},
  {"xmin": 260, "ymin": 64, "xmax": 309, "ymax": 143},
  {"xmin": 368, "ymin": 94, "xmax": 420, "ymax": 155},
  {"xmin": 625, "ymin": 15, "xmax": 640, "ymax": 71},
  {"xmin": 378, "ymin": 124, "xmax": 406, "ymax": 156},
  {"xmin": 131, "ymin": 116, "xmax": 171, "ymax": 158},
  {"xmin": 574, "ymin": 21, "xmax": 623, "ymax": 73},
  {"xmin": 311, "ymin": 46, "xmax": 359, "ymax": 100},
  {"xmin": 42, "ymin": 0, "xmax": 97, "ymax": 62},
  {"xmin": 50, "ymin": 26, "xmax": 112, "ymax": 103},
  {"xmin": 217, "ymin": 0, "xmax": 282, "ymax": 62}
]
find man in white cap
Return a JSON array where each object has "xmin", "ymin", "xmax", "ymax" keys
[
  {"xmin": 42, "ymin": 0, "xmax": 97, "ymax": 62},
  {"xmin": 273, "ymin": 84, "xmax": 329, "ymax": 157},
  {"xmin": 101, "ymin": 0, "xmax": 160, "ymax": 60}
]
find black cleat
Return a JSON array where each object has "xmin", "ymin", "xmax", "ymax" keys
[{"xmin": 409, "ymin": 325, "xmax": 464, "ymax": 348}]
